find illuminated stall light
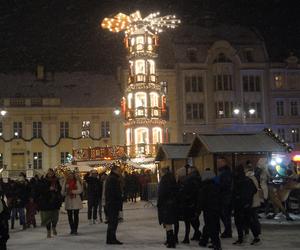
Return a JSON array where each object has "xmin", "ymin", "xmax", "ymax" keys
[
  {"xmin": 135, "ymin": 92, "xmax": 147, "ymax": 108},
  {"xmin": 126, "ymin": 128, "xmax": 131, "ymax": 145},
  {"xmin": 135, "ymin": 59, "xmax": 146, "ymax": 74},
  {"xmin": 150, "ymin": 92, "xmax": 159, "ymax": 107}
]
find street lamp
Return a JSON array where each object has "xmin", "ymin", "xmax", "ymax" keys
[
  {"xmin": 113, "ymin": 108, "xmax": 121, "ymax": 116},
  {"xmin": 0, "ymin": 110, "xmax": 7, "ymax": 116}
]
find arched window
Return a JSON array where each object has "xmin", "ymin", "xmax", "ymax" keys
[
  {"xmin": 134, "ymin": 127, "xmax": 149, "ymax": 144},
  {"xmin": 150, "ymin": 92, "xmax": 159, "ymax": 107},
  {"xmin": 148, "ymin": 60, "xmax": 155, "ymax": 74},
  {"xmin": 135, "ymin": 60, "xmax": 145, "ymax": 74},
  {"xmin": 135, "ymin": 92, "xmax": 147, "ymax": 108},
  {"xmin": 153, "ymin": 127, "xmax": 162, "ymax": 144}
]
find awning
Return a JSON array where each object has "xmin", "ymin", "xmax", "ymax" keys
[
  {"xmin": 155, "ymin": 144, "xmax": 190, "ymax": 161},
  {"xmin": 189, "ymin": 133, "xmax": 288, "ymax": 156}
]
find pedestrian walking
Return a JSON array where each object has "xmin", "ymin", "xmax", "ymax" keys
[
  {"xmin": 85, "ymin": 170, "xmax": 102, "ymax": 224},
  {"xmin": 36, "ymin": 169, "xmax": 62, "ymax": 238},
  {"xmin": 25, "ymin": 197, "xmax": 38, "ymax": 228},
  {"xmin": 199, "ymin": 172, "xmax": 222, "ymax": 250},
  {"xmin": 232, "ymin": 165, "xmax": 258, "ymax": 245},
  {"xmin": 62, "ymin": 171, "xmax": 83, "ymax": 235},
  {"xmin": 245, "ymin": 163, "xmax": 262, "ymax": 245},
  {"xmin": 157, "ymin": 167, "xmax": 178, "ymax": 248},
  {"xmin": 215, "ymin": 157, "xmax": 233, "ymax": 238},
  {"xmin": 105, "ymin": 165, "xmax": 123, "ymax": 245}
]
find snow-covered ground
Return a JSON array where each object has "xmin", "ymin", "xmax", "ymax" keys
[{"xmin": 7, "ymin": 201, "xmax": 300, "ymax": 250}]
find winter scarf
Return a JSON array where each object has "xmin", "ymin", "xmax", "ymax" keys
[{"xmin": 67, "ymin": 179, "xmax": 77, "ymax": 199}]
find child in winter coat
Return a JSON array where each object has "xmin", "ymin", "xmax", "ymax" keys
[{"xmin": 26, "ymin": 197, "xmax": 38, "ymax": 228}]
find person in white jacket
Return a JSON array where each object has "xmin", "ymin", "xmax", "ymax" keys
[{"xmin": 61, "ymin": 172, "xmax": 83, "ymax": 235}]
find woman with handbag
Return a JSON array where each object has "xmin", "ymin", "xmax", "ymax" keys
[{"xmin": 62, "ymin": 171, "xmax": 83, "ymax": 235}]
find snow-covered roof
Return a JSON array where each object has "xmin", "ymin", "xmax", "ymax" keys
[
  {"xmin": 155, "ymin": 143, "xmax": 190, "ymax": 161},
  {"xmin": 189, "ymin": 133, "xmax": 287, "ymax": 155},
  {"xmin": 0, "ymin": 72, "xmax": 122, "ymax": 107}
]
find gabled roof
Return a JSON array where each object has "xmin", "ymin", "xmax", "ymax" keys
[
  {"xmin": 189, "ymin": 133, "xmax": 288, "ymax": 156},
  {"xmin": 155, "ymin": 143, "xmax": 190, "ymax": 161}
]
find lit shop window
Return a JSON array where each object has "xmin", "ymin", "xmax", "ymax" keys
[
  {"xmin": 81, "ymin": 121, "xmax": 91, "ymax": 138},
  {"xmin": 153, "ymin": 127, "xmax": 162, "ymax": 144}
]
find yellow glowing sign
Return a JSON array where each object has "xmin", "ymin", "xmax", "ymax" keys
[{"xmin": 292, "ymin": 155, "xmax": 300, "ymax": 162}]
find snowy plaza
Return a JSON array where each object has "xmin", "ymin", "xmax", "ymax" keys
[{"xmin": 7, "ymin": 201, "xmax": 300, "ymax": 250}]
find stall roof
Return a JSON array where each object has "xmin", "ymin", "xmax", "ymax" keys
[
  {"xmin": 189, "ymin": 133, "xmax": 288, "ymax": 156},
  {"xmin": 155, "ymin": 144, "xmax": 190, "ymax": 161}
]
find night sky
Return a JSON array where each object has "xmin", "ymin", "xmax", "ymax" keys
[{"xmin": 0, "ymin": 0, "xmax": 299, "ymax": 73}]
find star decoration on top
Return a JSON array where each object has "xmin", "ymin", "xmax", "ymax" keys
[{"xmin": 101, "ymin": 10, "xmax": 181, "ymax": 34}]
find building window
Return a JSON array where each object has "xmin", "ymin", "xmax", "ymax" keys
[
  {"xmin": 81, "ymin": 121, "xmax": 90, "ymax": 138},
  {"xmin": 31, "ymin": 98, "xmax": 43, "ymax": 106},
  {"xmin": 243, "ymin": 75, "xmax": 261, "ymax": 92},
  {"xmin": 274, "ymin": 74, "xmax": 283, "ymax": 88},
  {"xmin": 33, "ymin": 152, "xmax": 42, "ymax": 169},
  {"xmin": 276, "ymin": 101, "xmax": 284, "ymax": 116},
  {"xmin": 186, "ymin": 103, "xmax": 204, "ymax": 120},
  {"xmin": 147, "ymin": 60, "xmax": 155, "ymax": 74},
  {"xmin": 185, "ymin": 75, "xmax": 203, "ymax": 93},
  {"xmin": 60, "ymin": 122, "xmax": 69, "ymax": 138},
  {"xmin": 60, "ymin": 152, "xmax": 70, "ymax": 164},
  {"xmin": 0, "ymin": 153, "xmax": 3, "ymax": 169},
  {"xmin": 290, "ymin": 101, "xmax": 298, "ymax": 116},
  {"xmin": 277, "ymin": 128, "xmax": 285, "ymax": 140},
  {"xmin": 214, "ymin": 74, "xmax": 233, "ymax": 91},
  {"xmin": 216, "ymin": 101, "xmax": 234, "ymax": 118},
  {"xmin": 244, "ymin": 102, "xmax": 262, "ymax": 118},
  {"xmin": 291, "ymin": 128, "xmax": 299, "ymax": 143},
  {"xmin": 101, "ymin": 121, "xmax": 110, "ymax": 138},
  {"xmin": 13, "ymin": 122, "xmax": 22, "ymax": 138},
  {"xmin": 10, "ymin": 98, "xmax": 25, "ymax": 107},
  {"xmin": 32, "ymin": 122, "xmax": 42, "ymax": 138}
]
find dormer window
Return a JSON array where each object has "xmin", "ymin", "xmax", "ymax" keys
[
  {"xmin": 187, "ymin": 48, "xmax": 198, "ymax": 62},
  {"xmin": 213, "ymin": 53, "xmax": 232, "ymax": 63}
]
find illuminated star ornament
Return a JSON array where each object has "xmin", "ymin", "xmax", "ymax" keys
[{"xmin": 101, "ymin": 10, "xmax": 181, "ymax": 34}]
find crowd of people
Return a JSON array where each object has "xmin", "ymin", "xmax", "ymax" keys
[
  {"xmin": 157, "ymin": 158, "xmax": 263, "ymax": 250},
  {"xmin": 0, "ymin": 167, "xmax": 152, "ymax": 249},
  {"xmin": 0, "ymin": 158, "xmax": 298, "ymax": 250}
]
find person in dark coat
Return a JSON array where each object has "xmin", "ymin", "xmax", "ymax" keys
[
  {"xmin": 232, "ymin": 165, "xmax": 258, "ymax": 245},
  {"xmin": 36, "ymin": 169, "xmax": 62, "ymax": 238},
  {"xmin": 199, "ymin": 173, "xmax": 222, "ymax": 250},
  {"xmin": 105, "ymin": 165, "xmax": 123, "ymax": 245},
  {"xmin": 215, "ymin": 157, "xmax": 233, "ymax": 238},
  {"xmin": 176, "ymin": 166, "xmax": 202, "ymax": 244},
  {"xmin": 85, "ymin": 170, "xmax": 102, "ymax": 224},
  {"xmin": 0, "ymin": 185, "xmax": 9, "ymax": 250},
  {"xmin": 157, "ymin": 167, "xmax": 178, "ymax": 248}
]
